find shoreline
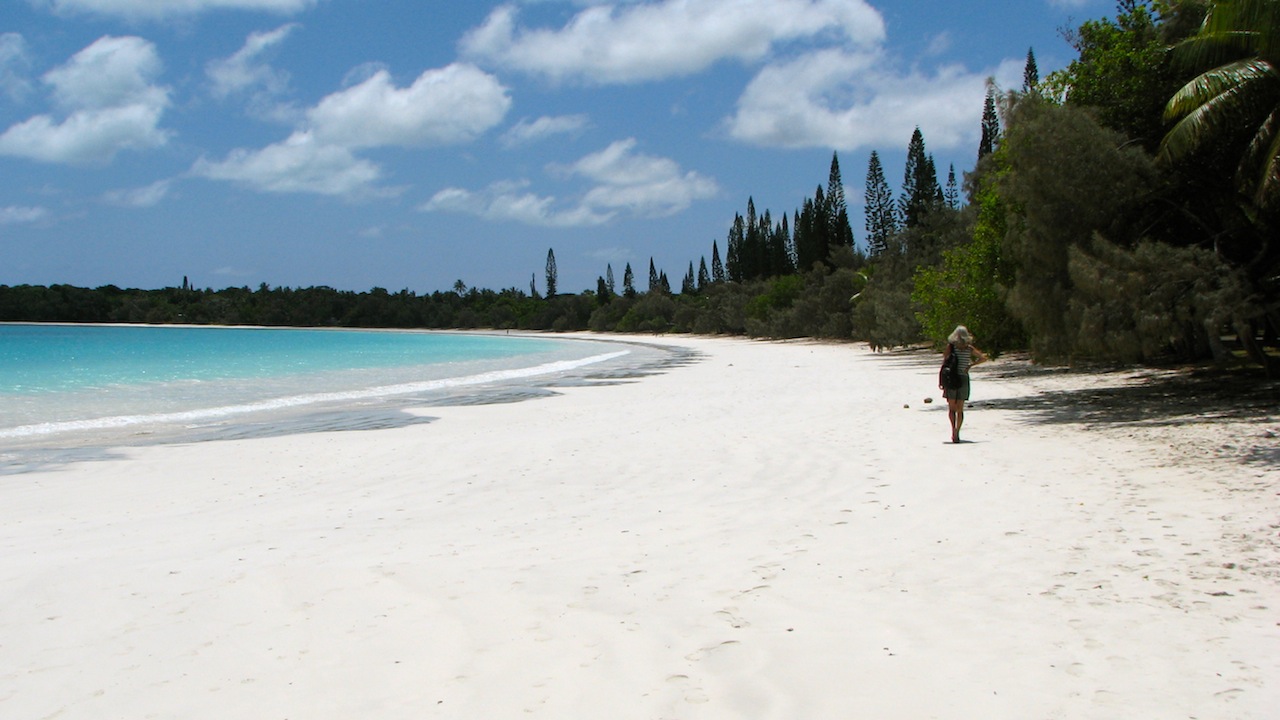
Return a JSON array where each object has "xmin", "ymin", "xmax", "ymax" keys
[
  {"xmin": 1, "ymin": 333, "xmax": 1276, "ymax": 718},
  {"xmin": 0, "ymin": 329, "xmax": 686, "ymax": 467}
]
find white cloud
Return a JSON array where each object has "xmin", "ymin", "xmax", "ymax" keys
[
  {"xmin": 194, "ymin": 62, "xmax": 510, "ymax": 197},
  {"xmin": 461, "ymin": 0, "xmax": 885, "ymax": 84},
  {"xmin": 307, "ymin": 64, "xmax": 510, "ymax": 148},
  {"xmin": 423, "ymin": 181, "xmax": 614, "ymax": 228},
  {"xmin": 424, "ymin": 139, "xmax": 718, "ymax": 227},
  {"xmin": 725, "ymin": 49, "xmax": 1022, "ymax": 151},
  {"xmin": 44, "ymin": 35, "xmax": 164, "ymax": 111},
  {"xmin": 499, "ymin": 114, "xmax": 590, "ymax": 148},
  {"xmin": 191, "ymin": 131, "xmax": 388, "ymax": 197},
  {"xmin": 0, "ymin": 33, "xmax": 33, "ymax": 102},
  {"xmin": 207, "ymin": 24, "xmax": 297, "ymax": 100},
  {"xmin": 32, "ymin": 0, "xmax": 317, "ymax": 20},
  {"xmin": 0, "ymin": 205, "xmax": 49, "ymax": 224},
  {"xmin": 0, "ymin": 36, "xmax": 170, "ymax": 164},
  {"xmin": 924, "ymin": 31, "xmax": 951, "ymax": 58},
  {"xmin": 103, "ymin": 178, "xmax": 172, "ymax": 207},
  {"xmin": 567, "ymin": 138, "xmax": 719, "ymax": 216}
]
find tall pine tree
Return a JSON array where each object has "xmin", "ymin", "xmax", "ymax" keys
[
  {"xmin": 900, "ymin": 127, "xmax": 941, "ymax": 228},
  {"xmin": 826, "ymin": 152, "xmax": 856, "ymax": 251},
  {"xmin": 1023, "ymin": 47, "xmax": 1039, "ymax": 92},
  {"xmin": 945, "ymin": 163, "xmax": 960, "ymax": 209},
  {"xmin": 979, "ymin": 85, "xmax": 1000, "ymax": 160},
  {"xmin": 864, "ymin": 150, "xmax": 897, "ymax": 256},
  {"xmin": 544, "ymin": 248, "xmax": 557, "ymax": 298},
  {"xmin": 623, "ymin": 263, "xmax": 636, "ymax": 298},
  {"xmin": 711, "ymin": 240, "xmax": 725, "ymax": 283}
]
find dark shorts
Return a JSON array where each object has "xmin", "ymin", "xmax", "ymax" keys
[{"xmin": 944, "ymin": 375, "xmax": 971, "ymax": 401}]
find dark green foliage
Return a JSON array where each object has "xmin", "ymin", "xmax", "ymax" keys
[
  {"xmin": 998, "ymin": 97, "xmax": 1158, "ymax": 360},
  {"xmin": 1023, "ymin": 47, "xmax": 1039, "ymax": 92},
  {"xmin": 1068, "ymin": 236, "xmax": 1250, "ymax": 361},
  {"xmin": 1048, "ymin": 0, "xmax": 1195, "ymax": 152},
  {"xmin": 913, "ymin": 173, "xmax": 1022, "ymax": 354}
]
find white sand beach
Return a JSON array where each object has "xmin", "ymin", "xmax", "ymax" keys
[{"xmin": 1, "ymin": 334, "xmax": 1277, "ymax": 719}]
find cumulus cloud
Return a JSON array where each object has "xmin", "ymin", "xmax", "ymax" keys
[
  {"xmin": 194, "ymin": 62, "xmax": 510, "ymax": 197},
  {"xmin": 307, "ymin": 64, "xmax": 510, "ymax": 148},
  {"xmin": 424, "ymin": 181, "xmax": 613, "ymax": 228},
  {"xmin": 32, "ymin": 0, "xmax": 317, "ymax": 20},
  {"xmin": 0, "ymin": 36, "xmax": 170, "ymax": 164},
  {"xmin": 725, "ymin": 48, "xmax": 1022, "ymax": 151},
  {"xmin": 461, "ymin": 0, "xmax": 885, "ymax": 84},
  {"xmin": 207, "ymin": 24, "xmax": 297, "ymax": 100},
  {"xmin": 0, "ymin": 33, "xmax": 33, "ymax": 102},
  {"xmin": 423, "ymin": 138, "xmax": 718, "ymax": 227},
  {"xmin": 567, "ymin": 138, "xmax": 719, "ymax": 216},
  {"xmin": 102, "ymin": 178, "xmax": 172, "ymax": 207},
  {"xmin": 499, "ymin": 114, "xmax": 590, "ymax": 148},
  {"xmin": 0, "ymin": 205, "xmax": 49, "ymax": 224},
  {"xmin": 191, "ymin": 131, "xmax": 388, "ymax": 197}
]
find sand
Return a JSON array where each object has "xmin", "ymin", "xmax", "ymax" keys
[{"xmin": 1, "ymin": 334, "xmax": 1276, "ymax": 719}]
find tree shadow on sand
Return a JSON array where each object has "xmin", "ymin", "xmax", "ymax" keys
[
  {"xmin": 975, "ymin": 361, "xmax": 1280, "ymax": 467},
  {"xmin": 876, "ymin": 347, "xmax": 1280, "ymax": 466}
]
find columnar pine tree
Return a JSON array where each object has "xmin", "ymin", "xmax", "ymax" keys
[
  {"xmin": 979, "ymin": 85, "xmax": 1000, "ymax": 160},
  {"xmin": 726, "ymin": 214, "xmax": 745, "ymax": 282},
  {"xmin": 711, "ymin": 240, "xmax": 725, "ymax": 283},
  {"xmin": 826, "ymin": 151, "xmax": 856, "ymax": 249},
  {"xmin": 1023, "ymin": 47, "xmax": 1039, "ymax": 92},
  {"xmin": 623, "ymin": 263, "xmax": 636, "ymax": 298},
  {"xmin": 648, "ymin": 258, "xmax": 659, "ymax": 293},
  {"xmin": 900, "ymin": 128, "xmax": 942, "ymax": 228},
  {"xmin": 864, "ymin": 150, "xmax": 896, "ymax": 256},
  {"xmin": 606, "ymin": 264, "xmax": 616, "ymax": 294},
  {"xmin": 697, "ymin": 257, "xmax": 710, "ymax": 288},
  {"xmin": 682, "ymin": 262, "xmax": 696, "ymax": 294},
  {"xmin": 544, "ymin": 248, "xmax": 557, "ymax": 298},
  {"xmin": 945, "ymin": 164, "xmax": 960, "ymax": 209},
  {"xmin": 530, "ymin": 273, "xmax": 539, "ymax": 299}
]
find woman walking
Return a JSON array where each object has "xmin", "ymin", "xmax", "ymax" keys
[{"xmin": 941, "ymin": 325, "xmax": 987, "ymax": 443}]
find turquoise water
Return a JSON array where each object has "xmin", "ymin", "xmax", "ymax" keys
[{"xmin": 0, "ymin": 324, "xmax": 639, "ymax": 453}]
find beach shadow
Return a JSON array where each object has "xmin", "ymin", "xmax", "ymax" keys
[{"xmin": 975, "ymin": 365, "xmax": 1280, "ymax": 467}]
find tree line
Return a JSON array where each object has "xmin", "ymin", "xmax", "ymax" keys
[{"xmin": 3, "ymin": 1, "xmax": 1277, "ymax": 373}]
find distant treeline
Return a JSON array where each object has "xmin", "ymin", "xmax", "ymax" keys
[{"xmin": 0, "ymin": 262, "xmax": 862, "ymax": 338}]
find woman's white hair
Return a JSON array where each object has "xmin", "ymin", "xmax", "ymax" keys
[{"xmin": 948, "ymin": 325, "xmax": 973, "ymax": 346}]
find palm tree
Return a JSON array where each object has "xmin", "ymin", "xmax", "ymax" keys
[{"xmin": 1160, "ymin": 0, "xmax": 1280, "ymax": 208}]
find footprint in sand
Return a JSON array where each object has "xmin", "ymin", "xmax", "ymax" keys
[
  {"xmin": 714, "ymin": 608, "xmax": 750, "ymax": 629},
  {"xmin": 665, "ymin": 674, "xmax": 710, "ymax": 704}
]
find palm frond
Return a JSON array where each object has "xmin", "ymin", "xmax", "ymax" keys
[
  {"xmin": 1165, "ymin": 58, "xmax": 1276, "ymax": 120},
  {"xmin": 1242, "ymin": 107, "xmax": 1280, "ymax": 202},
  {"xmin": 1160, "ymin": 82, "xmax": 1256, "ymax": 162}
]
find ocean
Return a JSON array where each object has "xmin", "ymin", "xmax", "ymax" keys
[{"xmin": 0, "ymin": 324, "xmax": 674, "ymax": 466}]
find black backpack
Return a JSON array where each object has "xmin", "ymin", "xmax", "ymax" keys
[{"xmin": 939, "ymin": 343, "xmax": 960, "ymax": 390}]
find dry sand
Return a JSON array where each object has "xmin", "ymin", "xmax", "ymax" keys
[{"xmin": 1, "ymin": 334, "xmax": 1277, "ymax": 719}]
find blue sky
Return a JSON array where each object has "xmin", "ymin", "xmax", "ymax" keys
[{"xmin": 1, "ymin": 0, "xmax": 1103, "ymax": 294}]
